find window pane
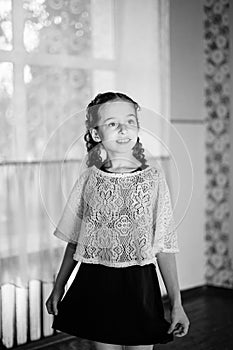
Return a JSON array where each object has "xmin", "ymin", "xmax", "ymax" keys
[
  {"xmin": 0, "ymin": 62, "xmax": 13, "ymax": 161},
  {"xmin": 24, "ymin": 64, "xmax": 91, "ymax": 160},
  {"xmin": 23, "ymin": 0, "xmax": 91, "ymax": 55},
  {"xmin": 0, "ymin": 0, "xmax": 12, "ymax": 51}
]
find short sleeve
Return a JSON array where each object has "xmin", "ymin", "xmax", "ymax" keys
[
  {"xmin": 53, "ymin": 170, "xmax": 89, "ymax": 244},
  {"xmin": 153, "ymin": 168, "xmax": 179, "ymax": 254}
]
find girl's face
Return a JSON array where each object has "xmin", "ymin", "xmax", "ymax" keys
[{"xmin": 91, "ymin": 100, "xmax": 139, "ymax": 158}]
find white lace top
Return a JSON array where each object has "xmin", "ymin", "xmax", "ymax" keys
[{"xmin": 53, "ymin": 164, "xmax": 179, "ymax": 267}]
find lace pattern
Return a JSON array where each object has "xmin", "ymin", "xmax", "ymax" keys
[{"xmin": 54, "ymin": 165, "xmax": 179, "ymax": 267}]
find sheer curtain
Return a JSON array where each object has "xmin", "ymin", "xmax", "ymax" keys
[
  {"xmin": 0, "ymin": 0, "xmax": 170, "ymax": 287},
  {"xmin": 115, "ymin": 0, "xmax": 170, "ymax": 160}
]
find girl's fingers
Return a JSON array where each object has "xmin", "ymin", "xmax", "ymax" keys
[
  {"xmin": 53, "ymin": 301, "xmax": 58, "ymax": 315},
  {"xmin": 46, "ymin": 297, "xmax": 58, "ymax": 315},
  {"xmin": 182, "ymin": 322, "xmax": 190, "ymax": 335},
  {"xmin": 167, "ymin": 320, "xmax": 177, "ymax": 334},
  {"xmin": 173, "ymin": 322, "xmax": 190, "ymax": 337},
  {"xmin": 46, "ymin": 300, "xmax": 53, "ymax": 314},
  {"xmin": 174, "ymin": 329, "xmax": 186, "ymax": 337}
]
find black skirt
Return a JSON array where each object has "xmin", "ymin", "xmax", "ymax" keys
[{"xmin": 52, "ymin": 262, "xmax": 173, "ymax": 346}]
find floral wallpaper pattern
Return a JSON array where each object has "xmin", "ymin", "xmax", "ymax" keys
[{"xmin": 204, "ymin": 0, "xmax": 233, "ymax": 288}]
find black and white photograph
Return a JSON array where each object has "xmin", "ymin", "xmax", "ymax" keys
[{"xmin": 0, "ymin": 0, "xmax": 233, "ymax": 349}]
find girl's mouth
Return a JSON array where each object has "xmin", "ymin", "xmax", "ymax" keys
[{"xmin": 116, "ymin": 138, "xmax": 131, "ymax": 144}]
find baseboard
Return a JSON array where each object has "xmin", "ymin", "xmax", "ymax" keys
[
  {"xmin": 202, "ymin": 284, "xmax": 233, "ymax": 296},
  {"xmin": 162, "ymin": 284, "xmax": 233, "ymax": 305}
]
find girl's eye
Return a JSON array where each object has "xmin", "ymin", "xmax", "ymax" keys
[
  {"xmin": 108, "ymin": 122, "xmax": 118, "ymax": 128},
  {"xmin": 128, "ymin": 119, "xmax": 136, "ymax": 124}
]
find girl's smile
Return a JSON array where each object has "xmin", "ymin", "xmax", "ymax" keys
[{"xmin": 116, "ymin": 138, "xmax": 131, "ymax": 144}]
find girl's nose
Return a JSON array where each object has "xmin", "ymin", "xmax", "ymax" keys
[{"xmin": 118, "ymin": 123, "xmax": 127, "ymax": 133}]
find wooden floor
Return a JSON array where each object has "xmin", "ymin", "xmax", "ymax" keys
[
  {"xmin": 157, "ymin": 286, "xmax": 233, "ymax": 350},
  {"xmin": 8, "ymin": 286, "xmax": 233, "ymax": 350}
]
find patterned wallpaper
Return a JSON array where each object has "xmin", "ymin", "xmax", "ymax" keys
[{"xmin": 204, "ymin": 0, "xmax": 233, "ymax": 288}]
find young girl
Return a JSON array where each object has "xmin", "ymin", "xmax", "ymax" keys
[{"xmin": 46, "ymin": 92, "xmax": 190, "ymax": 350}]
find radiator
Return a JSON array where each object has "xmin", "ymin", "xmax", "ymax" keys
[
  {"xmin": 1, "ymin": 263, "xmax": 81, "ymax": 348},
  {"xmin": 1, "ymin": 281, "xmax": 55, "ymax": 348}
]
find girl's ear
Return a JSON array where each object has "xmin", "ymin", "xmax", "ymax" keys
[{"xmin": 90, "ymin": 128, "xmax": 102, "ymax": 142}]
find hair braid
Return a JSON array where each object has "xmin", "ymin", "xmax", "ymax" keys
[{"xmin": 132, "ymin": 137, "xmax": 147, "ymax": 168}]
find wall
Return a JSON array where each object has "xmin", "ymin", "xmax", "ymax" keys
[
  {"xmin": 167, "ymin": 0, "xmax": 206, "ymax": 290},
  {"xmin": 163, "ymin": 0, "xmax": 233, "ymax": 292}
]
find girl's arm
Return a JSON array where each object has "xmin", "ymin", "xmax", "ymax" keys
[
  {"xmin": 157, "ymin": 252, "xmax": 181, "ymax": 307},
  {"xmin": 156, "ymin": 252, "xmax": 190, "ymax": 337},
  {"xmin": 46, "ymin": 242, "xmax": 78, "ymax": 315},
  {"xmin": 54, "ymin": 242, "xmax": 78, "ymax": 289}
]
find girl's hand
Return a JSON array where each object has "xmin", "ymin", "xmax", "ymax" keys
[
  {"xmin": 45, "ymin": 286, "xmax": 65, "ymax": 316},
  {"xmin": 167, "ymin": 304, "xmax": 190, "ymax": 337}
]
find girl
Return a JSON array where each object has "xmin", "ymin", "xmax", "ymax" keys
[{"xmin": 46, "ymin": 92, "xmax": 190, "ymax": 350}]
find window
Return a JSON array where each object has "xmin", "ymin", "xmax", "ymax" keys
[{"xmin": 0, "ymin": 0, "xmax": 116, "ymax": 162}]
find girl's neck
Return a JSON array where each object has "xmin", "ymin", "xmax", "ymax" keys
[{"xmin": 102, "ymin": 157, "xmax": 142, "ymax": 172}]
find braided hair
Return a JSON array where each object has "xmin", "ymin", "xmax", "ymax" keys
[{"xmin": 84, "ymin": 91, "xmax": 147, "ymax": 169}]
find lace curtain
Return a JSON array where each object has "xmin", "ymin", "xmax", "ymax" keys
[{"xmin": 0, "ymin": 0, "xmax": 170, "ymax": 287}]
